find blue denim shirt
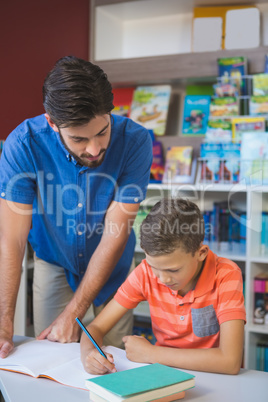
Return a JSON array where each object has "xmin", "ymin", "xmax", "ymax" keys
[{"xmin": 0, "ymin": 114, "xmax": 152, "ymax": 305}]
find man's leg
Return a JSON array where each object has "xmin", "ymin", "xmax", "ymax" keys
[
  {"xmin": 33, "ymin": 256, "xmax": 94, "ymax": 336},
  {"xmin": 33, "ymin": 256, "xmax": 74, "ymax": 336}
]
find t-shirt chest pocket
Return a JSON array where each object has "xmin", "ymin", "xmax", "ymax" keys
[{"xmin": 191, "ymin": 305, "xmax": 220, "ymax": 337}]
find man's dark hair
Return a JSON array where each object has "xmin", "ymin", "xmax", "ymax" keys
[
  {"xmin": 140, "ymin": 198, "xmax": 205, "ymax": 256},
  {"xmin": 43, "ymin": 55, "xmax": 114, "ymax": 127}
]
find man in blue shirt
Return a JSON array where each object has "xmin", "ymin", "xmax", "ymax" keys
[{"xmin": 0, "ymin": 56, "xmax": 152, "ymax": 358}]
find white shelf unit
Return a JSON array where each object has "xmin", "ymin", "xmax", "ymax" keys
[
  {"xmin": 133, "ymin": 183, "xmax": 268, "ymax": 370},
  {"xmin": 91, "ymin": 0, "xmax": 268, "ymax": 85}
]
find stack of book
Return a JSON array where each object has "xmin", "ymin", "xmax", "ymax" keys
[{"xmin": 85, "ymin": 363, "xmax": 195, "ymax": 402}]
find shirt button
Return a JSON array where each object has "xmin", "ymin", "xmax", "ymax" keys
[
  {"xmin": 180, "ymin": 316, "xmax": 185, "ymax": 321},
  {"xmin": 1, "ymin": 192, "xmax": 5, "ymax": 197},
  {"xmin": 80, "ymin": 271, "xmax": 85, "ymax": 275},
  {"xmin": 78, "ymin": 203, "xmax": 83, "ymax": 208},
  {"xmin": 78, "ymin": 231, "xmax": 83, "ymax": 236},
  {"xmin": 79, "ymin": 253, "xmax": 83, "ymax": 257}
]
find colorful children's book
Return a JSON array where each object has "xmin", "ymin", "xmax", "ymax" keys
[
  {"xmin": 217, "ymin": 56, "xmax": 247, "ymax": 95},
  {"xmin": 240, "ymin": 132, "xmax": 268, "ymax": 184},
  {"xmin": 221, "ymin": 143, "xmax": 241, "ymax": 183},
  {"xmin": 182, "ymin": 95, "xmax": 211, "ymax": 135},
  {"xmin": 253, "ymin": 73, "xmax": 268, "ymax": 96},
  {"xmin": 249, "ymin": 95, "xmax": 268, "ymax": 115},
  {"xmin": 85, "ymin": 363, "xmax": 195, "ymax": 402},
  {"xmin": 253, "ymin": 274, "xmax": 268, "ymax": 324},
  {"xmin": 231, "ymin": 116, "xmax": 266, "ymax": 142},
  {"xmin": 162, "ymin": 146, "xmax": 193, "ymax": 183},
  {"xmin": 112, "ymin": 87, "xmax": 135, "ymax": 117},
  {"xmin": 210, "ymin": 96, "xmax": 239, "ymax": 117},
  {"xmin": 205, "ymin": 119, "xmax": 232, "ymax": 142},
  {"xmin": 150, "ymin": 140, "xmax": 165, "ymax": 183},
  {"xmin": 199, "ymin": 143, "xmax": 221, "ymax": 183},
  {"xmin": 130, "ymin": 85, "xmax": 171, "ymax": 136}
]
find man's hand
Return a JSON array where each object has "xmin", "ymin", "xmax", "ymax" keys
[
  {"xmin": 122, "ymin": 335, "xmax": 154, "ymax": 363},
  {"xmin": 82, "ymin": 348, "xmax": 116, "ymax": 375},
  {"xmin": 0, "ymin": 331, "xmax": 14, "ymax": 359},
  {"xmin": 37, "ymin": 309, "xmax": 81, "ymax": 343}
]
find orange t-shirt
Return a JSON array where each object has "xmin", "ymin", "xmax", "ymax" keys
[{"xmin": 114, "ymin": 250, "xmax": 246, "ymax": 349}]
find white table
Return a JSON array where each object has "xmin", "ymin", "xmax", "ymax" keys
[{"xmin": 1, "ymin": 337, "xmax": 268, "ymax": 401}]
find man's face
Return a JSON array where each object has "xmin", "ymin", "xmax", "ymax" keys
[
  {"xmin": 46, "ymin": 114, "xmax": 111, "ymax": 168},
  {"xmin": 145, "ymin": 246, "xmax": 208, "ymax": 296}
]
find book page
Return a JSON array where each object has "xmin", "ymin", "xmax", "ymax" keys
[
  {"xmin": 0, "ymin": 339, "xmax": 148, "ymax": 390},
  {"xmin": 104, "ymin": 346, "xmax": 148, "ymax": 372}
]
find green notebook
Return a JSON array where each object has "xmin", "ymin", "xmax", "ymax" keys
[{"xmin": 85, "ymin": 363, "xmax": 195, "ymax": 401}]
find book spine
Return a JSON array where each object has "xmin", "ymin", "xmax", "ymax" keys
[{"xmin": 253, "ymin": 277, "xmax": 267, "ymax": 324}]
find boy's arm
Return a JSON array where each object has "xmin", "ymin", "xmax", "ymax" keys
[
  {"xmin": 80, "ymin": 299, "xmax": 129, "ymax": 374},
  {"xmin": 123, "ymin": 319, "xmax": 244, "ymax": 375}
]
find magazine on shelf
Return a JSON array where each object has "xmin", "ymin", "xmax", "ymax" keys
[
  {"xmin": 252, "ymin": 73, "xmax": 268, "ymax": 96},
  {"xmin": 129, "ymin": 85, "xmax": 171, "ymax": 136},
  {"xmin": 231, "ymin": 116, "xmax": 266, "ymax": 142},
  {"xmin": 240, "ymin": 132, "xmax": 268, "ymax": 184},
  {"xmin": 217, "ymin": 56, "xmax": 247, "ymax": 96},
  {"xmin": 205, "ymin": 119, "xmax": 232, "ymax": 142},
  {"xmin": 182, "ymin": 95, "xmax": 211, "ymax": 135},
  {"xmin": 210, "ymin": 96, "xmax": 239, "ymax": 117},
  {"xmin": 249, "ymin": 95, "xmax": 268, "ymax": 116},
  {"xmin": 162, "ymin": 146, "xmax": 194, "ymax": 184}
]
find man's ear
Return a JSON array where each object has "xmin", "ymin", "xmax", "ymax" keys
[
  {"xmin": 198, "ymin": 244, "xmax": 209, "ymax": 262},
  {"xmin": 45, "ymin": 113, "xmax": 59, "ymax": 132}
]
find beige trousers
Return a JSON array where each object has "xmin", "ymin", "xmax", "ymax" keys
[{"xmin": 33, "ymin": 256, "xmax": 134, "ymax": 348}]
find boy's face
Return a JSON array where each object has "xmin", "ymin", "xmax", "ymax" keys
[
  {"xmin": 45, "ymin": 113, "xmax": 111, "ymax": 168},
  {"xmin": 146, "ymin": 245, "xmax": 208, "ymax": 296}
]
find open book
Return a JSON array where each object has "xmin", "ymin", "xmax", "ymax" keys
[{"xmin": 0, "ymin": 338, "xmax": 148, "ymax": 390}]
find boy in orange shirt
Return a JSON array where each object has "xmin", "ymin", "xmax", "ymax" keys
[{"xmin": 80, "ymin": 198, "xmax": 246, "ymax": 375}]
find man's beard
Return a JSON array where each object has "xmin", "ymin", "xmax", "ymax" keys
[{"xmin": 58, "ymin": 130, "xmax": 111, "ymax": 168}]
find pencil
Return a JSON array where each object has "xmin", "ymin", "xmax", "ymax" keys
[{"xmin": 75, "ymin": 317, "xmax": 107, "ymax": 359}]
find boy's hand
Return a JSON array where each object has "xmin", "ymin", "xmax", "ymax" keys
[
  {"xmin": 122, "ymin": 335, "xmax": 154, "ymax": 363},
  {"xmin": 83, "ymin": 349, "xmax": 116, "ymax": 375}
]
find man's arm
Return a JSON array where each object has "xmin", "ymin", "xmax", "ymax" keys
[
  {"xmin": 0, "ymin": 199, "xmax": 32, "ymax": 358},
  {"xmin": 122, "ymin": 319, "xmax": 245, "ymax": 375},
  {"xmin": 38, "ymin": 200, "xmax": 140, "ymax": 343}
]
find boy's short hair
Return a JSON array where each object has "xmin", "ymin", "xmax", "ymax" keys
[
  {"xmin": 140, "ymin": 198, "xmax": 205, "ymax": 256},
  {"xmin": 43, "ymin": 55, "xmax": 114, "ymax": 128}
]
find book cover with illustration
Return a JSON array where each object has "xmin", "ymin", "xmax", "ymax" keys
[
  {"xmin": 162, "ymin": 146, "xmax": 193, "ymax": 183},
  {"xmin": 232, "ymin": 116, "xmax": 266, "ymax": 142},
  {"xmin": 210, "ymin": 96, "xmax": 239, "ymax": 117},
  {"xmin": 130, "ymin": 85, "xmax": 171, "ymax": 136},
  {"xmin": 112, "ymin": 87, "xmax": 135, "ymax": 117},
  {"xmin": 200, "ymin": 143, "xmax": 221, "ymax": 183},
  {"xmin": 150, "ymin": 140, "xmax": 165, "ymax": 183},
  {"xmin": 205, "ymin": 119, "xmax": 232, "ymax": 142},
  {"xmin": 182, "ymin": 95, "xmax": 211, "ymax": 135},
  {"xmin": 221, "ymin": 143, "xmax": 241, "ymax": 183},
  {"xmin": 240, "ymin": 132, "xmax": 268, "ymax": 184},
  {"xmin": 253, "ymin": 73, "xmax": 268, "ymax": 96},
  {"xmin": 249, "ymin": 95, "xmax": 268, "ymax": 116},
  {"xmin": 217, "ymin": 56, "xmax": 247, "ymax": 95}
]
